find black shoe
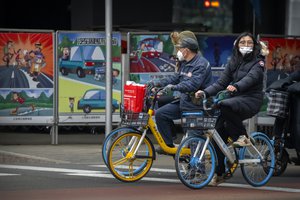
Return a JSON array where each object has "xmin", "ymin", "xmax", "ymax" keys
[{"xmin": 155, "ymin": 144, "xmax": 175, "ymax": 155}]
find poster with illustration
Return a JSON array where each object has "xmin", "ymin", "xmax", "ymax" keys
[
  {"xmin": 57, "ymin": 31, "xmax": 122, "ymax": 123},
  {"xmin": 0, "ymin": 31, "xmax": 54, "ymax": 124},
  {"xmin": 128, "ymin": 32, "xmax": 237, "ymax": 84},
  {"xmin": 260, "ymin": 36, "xmax": 300, "ymax": 88}
]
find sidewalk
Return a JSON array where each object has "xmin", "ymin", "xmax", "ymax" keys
[
  {"xmin": 0, "ymin": 132, "xmax": 178, "ymax": 166},
  {"xmin": 0, "ymin": 144, "xmax": 103, "ymax": 164}
]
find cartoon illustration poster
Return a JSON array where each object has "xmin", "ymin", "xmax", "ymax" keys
[
  {"xmin": 0, "ymin": 31, "xmax": 54, "ymax": 124},
  {"xmin": 128, "ymin": 33, "xmax": 236, "ymax": 84},
  {"xmin": 260, "ymin": 37, "xmax": 300, "ymax": 88},
  {"xmin": 57, "ymin": 31, "xmax": 122, "ymax": 123}
]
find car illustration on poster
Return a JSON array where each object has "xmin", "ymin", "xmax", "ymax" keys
[
  {"xmin": 130, "ymin": 38, "xmax": 163, "ymax": 60},
  {"xmin": 59, "ymin": 45, "xmax": 105, "ymax": 78},
  {"xmin": 77, "ymin": 89, "xmax": 119, "ymax": 113}
]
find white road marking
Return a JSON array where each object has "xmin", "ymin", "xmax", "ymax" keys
[
  {"xmin": 20, "ymin": 69, "xmax": 39, "ymax": 88},
  {"xmin": 0, "ymin": 173, "xmax": 20, "ymax": 176},
  {"xmin": 0, "ymin": 164, "xmax": 300, "ymax": 193},
  {"xmin": 91, "ymin": 165, "xmax": 176, "ymax": 173}
]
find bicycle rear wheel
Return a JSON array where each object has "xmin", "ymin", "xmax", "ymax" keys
[
  {"xmin": 175, "ymin": 136, "xmax": 216, "ymax": 189},
  {"xmin": 240, "ymin": 132, "xmax": 275, "ymax": 187},
  {"xmin": 107, "ymin": 132, "xmax": 155, "ymax": 182}
]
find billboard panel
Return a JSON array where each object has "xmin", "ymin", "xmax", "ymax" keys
[
  {"xmin": 128, "ymin": 32, "xmax": 237, "ymax": 84},
  {"xmin": 57, "ymin": 31, "xmax": 122, "ymax": 123},
  {"xmin": 0, "ymin": 30, "xmax": 54, "ymax": 124}
]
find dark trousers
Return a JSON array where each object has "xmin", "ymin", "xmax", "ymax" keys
[
  {"xmin": 155, "ymin": 102, "xmax": 181, "ymax": 146},
  {"xmin": 214, "ymin": 105, "xmax": 250, "ymax": 176},
  {"xmin": 273, "ymin": 117, "xmax": 286, "ymax": 139}
]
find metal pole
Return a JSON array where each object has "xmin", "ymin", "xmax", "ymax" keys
[
  {"xmin": 52, "ymin": 32, "xmax": 58, "ymax": 145},
  {"xmin": 105, "ymin": 0, "xmax": 113, "ymax": 136},
  {"xmin": 121, "ymin": 53, "xmax": 129, "ymax": 104},
  {"xmin": 252, "ymin": 8, "xmax": 256, "ymax": 35}
]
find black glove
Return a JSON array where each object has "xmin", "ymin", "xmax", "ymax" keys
[
  {"xmin": 147, "ymin": 81, "xmax": 161, "ymax": 91},
  {"xmin": 164, "ymin": 84, "xmax": 175, "ymax": 93},
  {"xmin": 146, "ymin": 81, "xmax": 155, "ymax": 91}
]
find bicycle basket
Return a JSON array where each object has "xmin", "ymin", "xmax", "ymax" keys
[
  {"xmin": 181, "ymin": 110, "xmax": 218, "ymax": 130},
  {"xmin": 120, "ymin": 105, "xmax": 149, "ymax": 127},
  {"xmin": 266, "ymin": 89, "xmax": 289, "ymax": 118}
]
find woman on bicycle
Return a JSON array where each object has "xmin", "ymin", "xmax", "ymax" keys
[{"xmin": 195, "ymin": 32, "xmax": 267, "ymax": 186}]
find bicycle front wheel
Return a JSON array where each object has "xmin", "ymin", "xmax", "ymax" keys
[
  {"xmin": 107, "ymin": 132, "xmax": 155, "ymax": 182},
  {"xmin": 240, "ymin": 132, "xmax": 275, "ymax": 187},
  {"xmin": 175, "ymin": 136, "xmax": 216, "ymax": 189}
]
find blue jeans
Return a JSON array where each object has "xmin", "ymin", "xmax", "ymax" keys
[{"xmin": 155, "ymin": 102, "xmax": 181, "ymax": 146}]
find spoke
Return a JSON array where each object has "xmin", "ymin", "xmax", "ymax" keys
[
  {"xmin": 129, "ymin": 162, "xmax": 134, "ymax": 177},
  {"xmin": 117, "ymin": 141, "xmax": 127, "ymax": 151},
  {"xmin": 113, "ymin": 157, "xmax": 128, "ymax": 166}
]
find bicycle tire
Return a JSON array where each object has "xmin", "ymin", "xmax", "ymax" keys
[
  {"xmin": 102, "ymin": 126, "xmax": 140, "ymax": 166},
  {"xmin": 272, "ymin": 147, "xmax": 289, "ymax": 176},
  {"xmin": 240, "ymin": 132, "xmax": 275, "ymax": 187},
  {"xmin": 175, "ymin": 136, "xmax": 216, "ymax": 189},
  {"xmin": 107, "ymin": 132, "xmax": 155, "ymax": 182}
]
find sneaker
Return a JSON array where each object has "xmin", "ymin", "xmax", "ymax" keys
[
  {"xmin": 232, "ymin": 135, "xmax": 251, "ymax": 148},
  {"xmin": 208, "ymin": 173, "xmax": 225, "ymax": 186}
]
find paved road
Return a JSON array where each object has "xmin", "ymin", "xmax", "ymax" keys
[{"xmin": 0, "ymin": 144, "xmax": 300, "ymax": 200}]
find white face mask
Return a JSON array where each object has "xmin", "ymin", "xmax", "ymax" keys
[
  {"xmin": 177, "ymin": 50, "xmax": 185, "ymax": 61},
  {"xmin": 239, "ymin": 46, "xmax": 253, "ymax": 56}
]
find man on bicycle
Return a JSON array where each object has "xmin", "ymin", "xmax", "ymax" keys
[{"xmin": 148, "ymin": 32, "xmax": 214, "ymax": 153}]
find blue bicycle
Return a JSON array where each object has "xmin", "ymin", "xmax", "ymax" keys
[{"xmin": 175, "ymin": 91, "xmax": 275, "ymax": 189}]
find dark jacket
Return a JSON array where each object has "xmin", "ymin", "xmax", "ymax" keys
[
  {"xmin": 159, "ymin": 54, "xmax": 213, "ymax": 111},
  {"xmin": 204, "ymin": 57, "xmax": 265, "ymax": 117},
  {"xmin": 267, "ymin": 70, "xmax": 300, "ymax": 93}
]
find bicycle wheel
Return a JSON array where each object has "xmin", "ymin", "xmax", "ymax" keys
[
  {"xmin": 175, "ymin": 136, "xmax": 216, "ymax": 189},
  {"xmin": 107, "ymin": 132, "xmax": 155, "ymax": 182},
  {"xmin": 102, "ymin": 126, "xmax": 140, "ymax": 165},
  {"xmin": 240, "ymin": 132, "xmax": 275, "ymax": 187},
  {"xmin": 273, "ymin": 147, "xmax": 289, "ymax": 176}
]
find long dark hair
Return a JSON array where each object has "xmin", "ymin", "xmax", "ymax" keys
[{"xmin": 228, "ymin": 32, "xmax": 261, "ymax": 66}]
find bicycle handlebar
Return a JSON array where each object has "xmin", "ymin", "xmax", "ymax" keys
[{"xmin": 202, "ymin": 90, "xmax": 232, "ymax": 111}]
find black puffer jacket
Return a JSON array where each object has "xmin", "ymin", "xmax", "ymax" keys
[
  {"xmin": 204, "ymin": 57, "xmax": 265, "ymax": 117},
  {"xmin": 159, "ymin": 54, "xmax": 214, "ymax": 111}
]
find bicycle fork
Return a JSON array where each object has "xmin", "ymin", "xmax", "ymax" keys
[{"xmin": 127, "ymin": 129, "xmax": 153, "ymax": 160}]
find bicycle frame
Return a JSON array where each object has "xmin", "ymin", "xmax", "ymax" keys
[
  {"xmin": 128, "ymin": 107, "xmax": 178, "ymax": 157},
  {"xmin": 200, "ymin": 128, "xmax": 264, "ymax": 165},
  {"xmin": 121, "ymin": 88, "xmax": 181, "ymax": 159}
]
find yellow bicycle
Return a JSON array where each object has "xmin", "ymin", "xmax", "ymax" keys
[{"xmin": 106, "ymin": 88, "xmax": 185, "ymax": 182}]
